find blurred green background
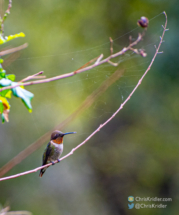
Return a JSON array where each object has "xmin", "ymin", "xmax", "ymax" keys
[{"xmin": 0, "ymin": 0, "xmax": 179, "ymax": 214}]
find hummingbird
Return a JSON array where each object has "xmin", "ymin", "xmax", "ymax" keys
[{"xmin": 39, "ymin": 130, "xmax": 76, "ymax": 177}]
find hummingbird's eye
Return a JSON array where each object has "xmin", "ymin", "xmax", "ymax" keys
[{"xmin": 51, "ymin": 132, "xmax": 58, "ymax": 140}]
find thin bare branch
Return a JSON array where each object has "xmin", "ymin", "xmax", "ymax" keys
[
  {"xmin": 95, "ymin": 54, "xmax": 103, "ymax": 65},
  {"xmin": 19, "ymin": 71, "xmax": 45, "ymax": 83},
  {"xmin": 0, "ymin": 0, "xmax": 12, "ymax": 35},
  {"xmin": 3, "ymin": 0, "xmax": 12, "ymax": 19},
  {"xmin": 0, "ymin": 205, "xmax": 32, "ymax": 215},
  {"xmin": 0, "ymin": 43, "xmax": 28, "ymax": 57},
  {"xmin": 108, "ymin": 60, "xmax": 118, "ymax": 67},
  {"xmin": 0, "ymin": 31, "xmax": 144, "ymax": 92},
  {"xmin": 0, "ymin": 11, "xmax": 168, "ymax": 182},
  {"xmin": 109, "ymin": 37, "xmax": 113, "ymax": 55}
]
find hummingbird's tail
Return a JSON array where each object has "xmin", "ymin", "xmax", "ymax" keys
[{"xmin": 39, "ymin": 167, "xmax": 47, "ymax": 177}]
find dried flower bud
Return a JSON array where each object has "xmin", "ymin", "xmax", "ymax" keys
[
  {"xmin": 139, "ymin": 49, "xmax": 147, "ymax": 57},
  {"xmin": 137, "ymin": 16, "xmax": 149, "ymax": 28}
]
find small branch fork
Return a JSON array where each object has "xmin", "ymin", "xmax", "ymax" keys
[
  {"xmin": 0, "ymin": 11, "xmax": 168, "ymax": 182},
  {"xmin": 0, "ymin": 27, "xmax": 145, "ymax": 92},
  {"xmin": 19, "ymin": 71, "xmax": 46, "ymax": 83}
]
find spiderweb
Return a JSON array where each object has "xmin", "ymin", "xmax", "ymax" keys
[{"xmin": 2, "ymin": 12, "xmax": 165, "ymax": 139}]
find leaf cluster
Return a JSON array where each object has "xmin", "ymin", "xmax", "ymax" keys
[{"xmin": 0, "ymin": 2, "xmax": 33, "ymax": 123}]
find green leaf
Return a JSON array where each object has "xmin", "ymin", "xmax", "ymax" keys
[
  {"xmin": 0, "ymin": 69, "xmax": 6, "ymax": 78},
  {"xmin": 0, "ymin": 79, "xmax": 34, "ymax": 112},
  {"xmin": 6, "ymin": 74, "xmax": 16, "ymax": 81},
  {"xmin": 0, "ymin": 100, "xmax": 3, "ymax": 113},
  {"xmin": 11, "ymin": 83, "xmax": 34, "ymax": 112},
  {"xmin": 0, "ymin": 96, "xmax": 10, "ymax": 110},
  {"xmin": 4, "ymin": 90, "xmax": 12, "ymax": 98},
  {"xmin": 0, "ymin": 34, "xmax": 6, "ymax": 45},
  {"xmin": 0, "ymin": 78, "xmax": 12, "ymax": 97},
  {"xmin": 0, "ymin": 72, "xmax": 6, "ymax": 78},
  {"xmin": 1, "ymin": 113, "xmax": 5, "ymax": 123},
  {"xmin": 0, "ymin": 89, "xmax": 12, "ymax": 98}
]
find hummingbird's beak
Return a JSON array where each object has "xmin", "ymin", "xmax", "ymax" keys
[{"xmin": 63, "ymin": 132, "xmax": 76, "ymax": 136}]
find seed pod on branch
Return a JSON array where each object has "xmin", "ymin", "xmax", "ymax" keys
[{"xmin": 137, "ymin": 16, "xmax": 149, "ymax": 28}]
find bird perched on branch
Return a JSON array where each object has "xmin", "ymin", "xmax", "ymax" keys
[{"xmin": 39, "ymin": 130, "xmax": 76, "ymax": 177}]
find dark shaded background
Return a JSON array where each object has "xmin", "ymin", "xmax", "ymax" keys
[{"xmin": 0, "ymin": 0, "xmax": 179, "ymax": 214}]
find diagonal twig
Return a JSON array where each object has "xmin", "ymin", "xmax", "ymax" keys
[{"xmin": 0, "ymin": 43, "xmax": 28, "ymax": 57}]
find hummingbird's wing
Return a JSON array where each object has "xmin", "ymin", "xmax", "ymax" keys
[
  {"xmin": 39, "ymin": 142, "xmax": 53, "ymax": 177},
  {"xmin": 42, "ymin": 141, "xmax": 52, "ymax": 165}
]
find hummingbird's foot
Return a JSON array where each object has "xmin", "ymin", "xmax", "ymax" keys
[
  {"xmin": 57, "ymin": 159, "xmax": 60, "ymax": 163},
  {"xmin": 51, "ymin": 161, "xmax": 55, "ymax": 165}
]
